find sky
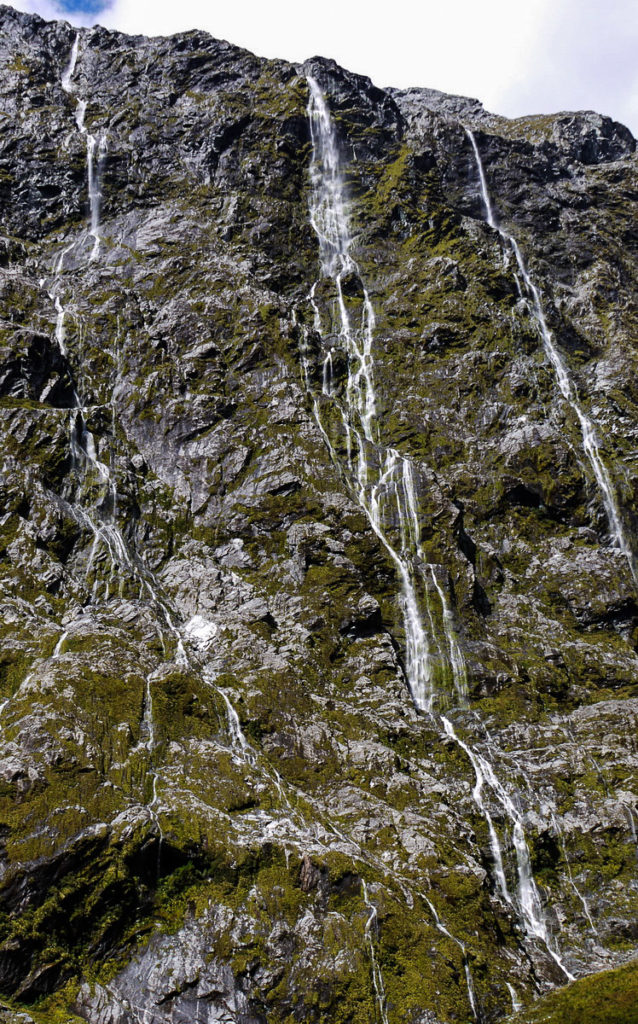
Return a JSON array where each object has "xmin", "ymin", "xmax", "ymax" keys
[{"xmin": 6, "ymin": 0, "xmax": 638, "ymax": 135}]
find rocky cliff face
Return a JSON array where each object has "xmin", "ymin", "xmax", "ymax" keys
[{"xmin": 0, "ymin": 5, "xmax": 637, "ymax": 1023}]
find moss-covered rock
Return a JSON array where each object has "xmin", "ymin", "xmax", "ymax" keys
[{"xmin": 0, "ymin": 5, "xmax": 636, "ymax": 1023}]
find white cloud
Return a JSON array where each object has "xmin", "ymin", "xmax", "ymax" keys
[
  {"xmin": 4, "ymin": 0, "xmax": 637, "ymax": 132},
  {"xmin": 499, "ymin": 0, "xmax": 638, "ymax": 131},
  {"xmin": 7, "ymin": 0, "xmax": 102, "ymax": 26},
  {"xmin": 99, "ymin": 0, "xmax": 553, "ymax": 108}
]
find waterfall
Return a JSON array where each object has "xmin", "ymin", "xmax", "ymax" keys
[
  {"xmin": 61, "ymin": 33, "xmax": 79, "ymax": 93},
  {"xmin": 30, "ymin": 36, "xmax": 198, "ymax": 672},
  {"xmin": 423, "ymin": 895, "xmax": 479, "ymax": 1020},
  {"xmin": 306, "ymin": 75, "xmax": 575, "ymax": 987},
  {"xmin": 361, "ymin": 881, "xmax": 390, "ymax": 1024},
  {"xmin": 86, "ymin": 130, "xmax": 107, "ymax": 261},
  {"xmin": 307, "ymin": 78, "xmax": 377, "ymax": 440},
  {"xmin": 53, "ymin": 296, "xmax": 67, "ymax": 354},
  {"xmin": 307, "ymin": 75, "xmax": 452, "ymax": 711},
  {"xmin": 61, "ymin": 34, "xmax": 106, "ymax": 262},
  {"xmin": 505, "ymin": 982, "xmax": 523, "ymax": 1013},
  {"xmin": 140, "ymin": 673, "xmax": 164, "ymax": 872},
  {"xmin": 551, "ymin": 813, "xmax": 597, "ymax": 934},
  {"xmin": 440, "ymin": 716, "xmax": 574, "ymax": 979},
  {"xmin": 52, "ymin": 630, "xmax": 69, "ymax": 658},
  {"xmin": 141, "ymin": 676, "xmax": 156, "ymax": 751},
  {"xmin": 466, "ymin": 129, "xmax": 634, "ymax": 579},
  {"xmin": 219, "ymin": 689, "xmax": 252, "ymax": 762}
]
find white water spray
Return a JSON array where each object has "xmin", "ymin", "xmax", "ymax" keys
[
  {"xmin": 307, "ymin": 77, "xmax": 377, "ymax": 442},
  {"xmin": 61, "ymin": 34, "xmax": 79, "ymax": 93},
  {"xmin": 53, "ymin": 296, "xmax": 67, "ymax": 354},
  {"xmin": 308, "ymin": 76, "xmax": 469, "ymax": 711},
  {"xmin": 362, "ymin": 881, "xmax": 390, "ymax": 1024},
  {"xmin": 467, "ymin": 129, "xmax": 634, "ymax": 578},
  {"xmin": 440, "ymin": 718, "xmax": 573, "ymax": 979},
  {"xmin": 52, "ymin": 630, "xmax": 69, "ymax": 658},
  {"xmin": 306, "ymin": 77, "xmax": 575, "ymax": 984},
  {"xmin": 505, "ymin": 981, "xmax": 522, "ymax": 1013},
  {"xmin": 423, "ymin": 895, "xmax": 479, "ymax": 1020},
  {"xmin": 219, "ymin": 689, "xmax": 252, "ymax": 762},
  {"xmin": 62, "ymin": 34, "xmax": 106, "ymax": 261},
  {"xmin": 86, "ymin": 132, "xmax": 107, "ymax": 261},
  {"xmin": 141, "ymin": 676, "xmax": 155, "ymax": 750},
  {"xmin": 551, "ymin": 813, "xmax": 596, "ymax": 933}
]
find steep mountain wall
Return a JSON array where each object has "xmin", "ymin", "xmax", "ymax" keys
[{"xmin": 0, "ymin": 5, "xmax": 637, "ymax": 1022}]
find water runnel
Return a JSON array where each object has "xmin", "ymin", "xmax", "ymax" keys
[
  {"xmin": 466, "ymin": 129, "xmax": 635, "ymax": 580},
  {"xmin": 305, "ymin": 74, "xmax": 575, "ymax": 986}
]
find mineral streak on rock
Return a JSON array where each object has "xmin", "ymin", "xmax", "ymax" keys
[{"xmin": 0, "ymin": 4, "xmax": 637, "ymax": 1023}]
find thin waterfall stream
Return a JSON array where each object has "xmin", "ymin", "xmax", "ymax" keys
[
  {"xmin": 62, "ymin": 33, "xmax": 106, "ymax": 262},
  {"xmin": 362, "ymin": 881, "xmax": 391, "ymax": 1024},
  {"xmin": 50, "ymin": 36, "xmax": 194, "ymax": 650},
  {"xmin": 505, "ymin": 981, "xmax": 523, "ymax": 1014},
  {"xmin": 551, "ymin": 813, "xmax": 597, "ymax": 935},
  {"xmin": 306, "ymin": 77, "xmax": 442, "ymax": 713},
  {"xmin": 305, "ymin": 75, "xmax": 575, "ymax": 1000},
  {"xmin": 14, "ymin": 37, "xmax": 272, "ymax": 857},
  {"xmin": 423, "ymin": 894, "xmax": 479, "ymax": 1021},
  {"xmin": 466, "ymin": 129, "xmax": 635, "ymax": 581}
]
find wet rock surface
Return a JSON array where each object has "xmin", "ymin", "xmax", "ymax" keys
[{"xmin": 0, "ymin": 4, "xmax": 637, "ymax": 1023}]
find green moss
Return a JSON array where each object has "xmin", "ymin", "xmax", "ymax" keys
[
  {"xmin": 513, "ymin": 959, "xmax": 638, "ymax": 1024},
  {"xmin": 0, "ymin": 983, "xmax": 85, "ymax": 1023},
  {"xmin": 6, "ymin": 55, "xmax": 30, "ymax": 74}
]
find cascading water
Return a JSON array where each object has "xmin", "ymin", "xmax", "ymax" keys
[
  {"xmin": 305, "ymin": 75, "xmax": 575, "ymax": 994},
  {"xmin": 219, "ymin": 688, "xmax": 253, "ymax": 763},
  {"xmin": 54, "ymin": 45, "xmax": 242, "ymax": 689},
  {"xmin": 52, "ymin": 630, "xmax": 69, "ymax": 658},
  {"xmin": 48, "ymin": 56, "xmax": 348, "ymax": 853},
  {"xmin": 505, "ymin": 982, "xmax": 523, "ymax": 1013},
  {"xmin": 18, "ymin": 42, "xmax": 233, "ymax": 864},
  {"xmin": 49, "ymin": 38, "xmax": 179, "ymax": 626},
  {"xmin": 442, "ymin": 717, "xmax": 574, "ymax": 981},
  {"xmin": 423, "ymin": 894, "xmax": 479, "ymax": 1020},
  {"xmin": 362, "ymin": 881, "xmax": 390, "ymax": 1024},
  {"xmin": 307, "ymin": 75, "xmax": 459, "ymax": 712},
  {"xmin": 551, "ymin": 813, "xmax": 597, "ymax": 934},
  {"xmin": 61, "ymin": 32, "xmax": 79, "ymax": 92},
  {"xmin": 81, "ymin": 106, "xmax": 107, "ymax": 262},
  {"xmin": 61, "ymin": 33, "xmax": 106, "ymax": 262},
  {"xmin": 54, "ymin": 38, "xmax": 112, "ymax": 528},
  {"xmin": 466, "ymin": 129, "xmax": 634, "ymax": 580}
]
